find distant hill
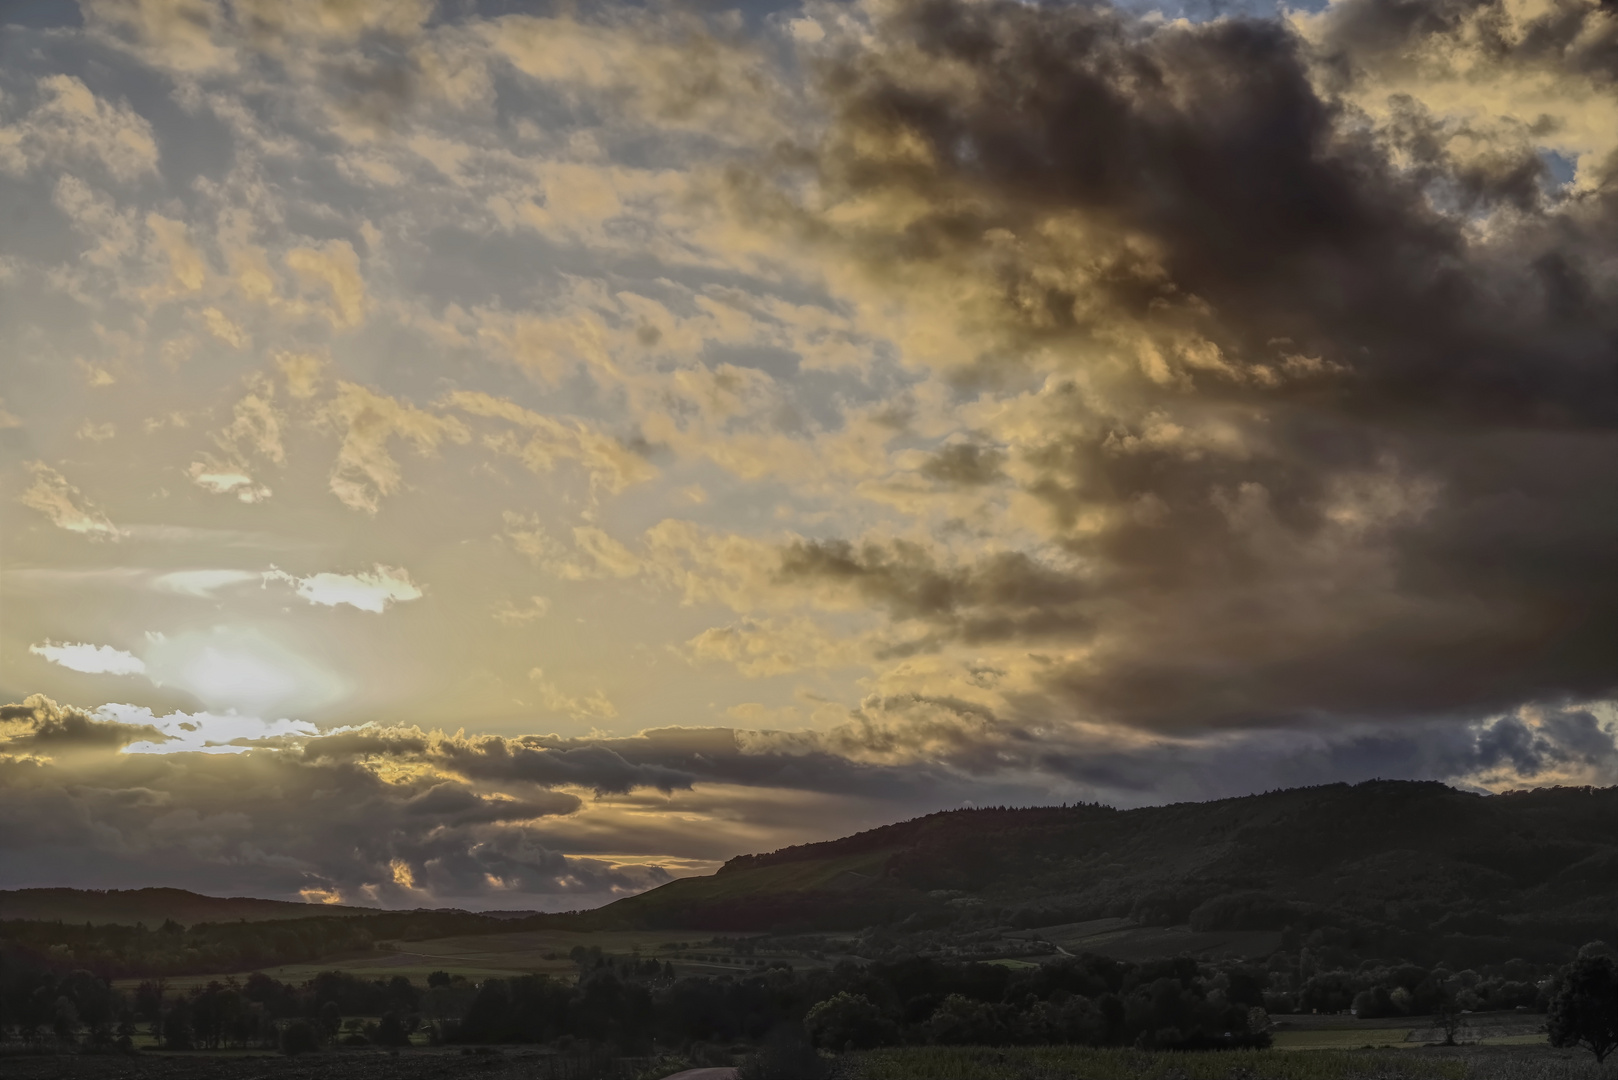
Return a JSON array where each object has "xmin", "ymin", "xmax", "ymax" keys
[
  {"xmin": 582, "ymin": 780, "xmax": 1618, "ymax": 966},
  {"xmin": 0, "ymin": 887, "xmax": 380, "ymax": 927}
]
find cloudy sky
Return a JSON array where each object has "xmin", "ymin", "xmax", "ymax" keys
[{"xmin": 2, "ymin": 0, "xmax": 1617, "ymax": 911}]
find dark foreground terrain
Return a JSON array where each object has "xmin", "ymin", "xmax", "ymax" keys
[
  {"xmin": 0, "ymin": 1044, "xmax": 1608, "ymax": 1080},
  {"xmin": 0, "ymin": 1049, "xmax": 649, "ymax": 1080}
]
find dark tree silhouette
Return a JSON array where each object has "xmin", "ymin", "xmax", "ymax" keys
[
  {"xmin": 279, "ymin": 1018, "xmax": 319, "ymax": 1056},
  {"xmin": 804, "ymin": 991, "xmax": 899, "ymax": 1050},
  {"xmin": 1548, "ymin": 949, "xmax": 1618, "ymax": 1063}
]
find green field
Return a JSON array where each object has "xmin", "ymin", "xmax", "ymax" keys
[
  {"xmin": 1268, "ymin": 1011, "xmax": 1546, "ymax": 1051},
  {"xmin": 113, "ymin": 927, "xmax": 791, "ymax": 991}
]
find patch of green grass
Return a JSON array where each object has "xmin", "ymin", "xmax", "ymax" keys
[{"xmin": 844, "ymin": 1046, "xmax": 1470, "ymax": 1080}]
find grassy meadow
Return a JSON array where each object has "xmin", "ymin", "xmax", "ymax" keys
[{"xmin": 1268, "ymin": 1011, "xmax": 1547, "ymax": 1050}]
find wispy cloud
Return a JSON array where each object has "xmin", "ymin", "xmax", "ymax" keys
[
  {"xmin": 29, "ymin": 641, "xmax": 146, "ymax": 676},
  {"xmin": 152, "ymin": 569, "xmax": 262, "ymax": 597}
]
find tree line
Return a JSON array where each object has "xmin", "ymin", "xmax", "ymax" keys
[
  {"xmin": 7, "ymin": 939, "xmax": 1618, "ymax": 1065},
  {"xmin": 0, "ymin": 909, "xmax": 559, "ymax": 980}
]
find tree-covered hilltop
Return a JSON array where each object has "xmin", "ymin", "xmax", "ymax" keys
[{"xmin": 586, "ymin": 781, "xmax": 1618, "ymax": 966}]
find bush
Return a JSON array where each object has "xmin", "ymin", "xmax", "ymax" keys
[
  {"xmin": 375, "ymin": 1010, "xmax": 412, "ymax": 1047},
  {"xmin": 279, "ymin": 1019, "xmax": 320, "ymax": 1057},
  {"xmin": 805, "ymin": 992, "xmax": 899, "ymax": 1050},
  {"xmin": 738, "ymin": 1025, "xmax": 827, "ymax": 1080}
]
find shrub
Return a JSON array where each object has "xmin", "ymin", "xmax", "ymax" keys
[
  {"xmin": 738, "ymin": 1025, "xmax": 827, "ymax": 1080},
  {"xmin": 805, "ymin": 992, "xmax": 899, "ymax": 1051},
  {"xmin": 279, "ymin": 1019, "xmax": 319, "ymax": 1057}
]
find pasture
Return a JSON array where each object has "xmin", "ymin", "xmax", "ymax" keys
[{"xmin": 113, "ymin": 927, "xmax": 789, "ymax": 991}]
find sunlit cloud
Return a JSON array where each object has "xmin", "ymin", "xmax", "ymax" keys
[
  {"xmin": 187, "ymin": 463, "xmax": 272, "ymax": 502},
  {"xmin": 265, "ymin": 564, "xmax": 424, "ymax": 613},
  {"xmin": 28, "ymin": 640, "xmax": 147, "ymax": 676},
  {"xmin": 17, "ymin": 463, "xmax": 124, "ymax": 540},
  {"xmin": 153, "ymin": 569, "xmax": 262, "ymax": 597}
]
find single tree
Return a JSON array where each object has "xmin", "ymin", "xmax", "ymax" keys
[
  {"xmin": 1431, "ymin": 997, "xmax": 1466, "ymax": 1046},
  {"xmin": 1548, "ymin": 951, "xmax": 1618, "ymax": 1063}
]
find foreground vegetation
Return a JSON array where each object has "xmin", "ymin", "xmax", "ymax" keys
[
  {"xmin": 839, "ymin": 1046, "xmax": 1614, "ymax": 1080},
  {"xmin": 3, "ymin": 942, "xmax": 1595, "ymax": 1058},
  {"xmin": 845, "ymin": 1046, "xmax": 1468, "ymax": 1080}
]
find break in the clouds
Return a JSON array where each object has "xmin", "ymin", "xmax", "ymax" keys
[{"xmin": 2, "ymin": 0, "xmax": 1617, "ymax": 907}]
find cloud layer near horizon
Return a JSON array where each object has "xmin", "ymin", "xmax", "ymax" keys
[{"xmin": 2, "ymin": 0, "xmax": 1618, "ymax": 906}]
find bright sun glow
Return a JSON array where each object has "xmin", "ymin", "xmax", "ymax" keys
[
  {"xmin": 179, "ymin": 647, "xmax": 297, "ymax": 705},
  {"xmin": 143, "ymin": 627, "xmax": 347, "ymax": 713}
]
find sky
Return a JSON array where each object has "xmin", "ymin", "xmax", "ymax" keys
[{"xmin": 2, "ymin": 0, "xmax": 1617, "ymax": 912}]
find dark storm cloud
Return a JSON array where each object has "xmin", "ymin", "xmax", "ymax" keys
[
  {"xmin": 446, "ymin": 738, "xmax": 697, "ymax": 796},
  {"xmin": 0, "ymin": 695, "xmax": 166, "ymax": 750},
  {"xmin": 778, "ymin": 539, "xmax": 1089, "ymax": 628},
  {"xmin": 734, "ymin": 0, "xmax": 1618, "ymax": 735},
  {"xmin": 299, "ymin": 729, "xmax": 697, "ymax": 796},
  {"xmin": 805, "ymin": 0, "xmax": 1618, "ymax": 421},
  {"xmin": 530, "ymin": 724, "xmax": 1009, "ymax": 802},
  {"xmin": 0, "ymin": 698, "xmax": 677, "ymax": 909}
]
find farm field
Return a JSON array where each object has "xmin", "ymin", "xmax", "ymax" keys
[{"xmin": 114, "ymin": 927, "xmax": 794, "ymax": 992}]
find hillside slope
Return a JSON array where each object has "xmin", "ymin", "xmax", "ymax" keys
[
  {"xmin": 586, "ymin": 780, "xmax": 1618, "ymax": 964},
  {"xmin": 0, "ymin": 887, "xmax": 378, "ymax": 926}
]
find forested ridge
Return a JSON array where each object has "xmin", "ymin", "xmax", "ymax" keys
[{"xmin": 593, "ymin": 781, "xmax": 1618, "ymax": 966}]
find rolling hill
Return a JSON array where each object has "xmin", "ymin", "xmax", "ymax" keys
[
  {"xmin": 0, "ymin": 887, "xmax": 381, "ymax": 927},
  {"xmin": 582, "ymin": 780, "xmax": 1618, "ymax": 966}
]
